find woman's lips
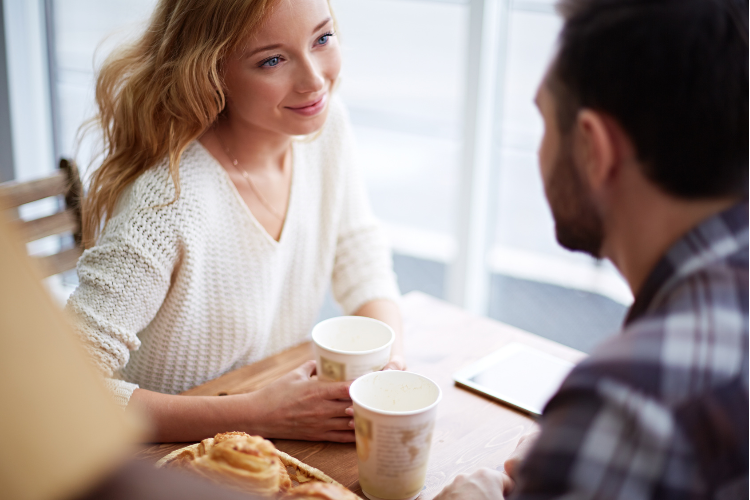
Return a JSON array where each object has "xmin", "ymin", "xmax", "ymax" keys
[{"xmin": 286, "ymin": 93, "xmax": 327, "ymax": 116}]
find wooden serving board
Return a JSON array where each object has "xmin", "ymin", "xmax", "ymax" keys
[{"xmin": 157, "ymin": 439, "xmax": 361, "ymax": 497}]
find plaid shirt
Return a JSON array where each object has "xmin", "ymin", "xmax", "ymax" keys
[{"xmin": 513, "ymin": 202, "xmax": 749, "ymax": 500}]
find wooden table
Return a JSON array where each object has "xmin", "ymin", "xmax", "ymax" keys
[{"xmin": 138, "ymin": 291, "xmax": 585, "ymax": 498}]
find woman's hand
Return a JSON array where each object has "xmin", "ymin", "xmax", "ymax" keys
[{"xmin": 242, "ymin": 360, "xmax": 355, "ymax": 442}]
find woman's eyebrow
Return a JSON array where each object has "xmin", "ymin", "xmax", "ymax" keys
[
  {"xmin": 312, "ymin": 17, "xmax": 332, "ymax": 33},
  {"xmin": 248, "ymin": 43, "xmax": 283, "ymax": 57}
]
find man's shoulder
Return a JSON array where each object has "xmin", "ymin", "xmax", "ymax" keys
[
  {"xmin": 561, "ymin": 257, "xmax": 748, "ymax": 408},
  {"xmin": 653, "ymin": 246, "xmax": 749, "ymax": 323}
]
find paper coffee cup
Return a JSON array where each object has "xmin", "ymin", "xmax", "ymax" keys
[
  {"xmin": 350, "ymin": 371, "xmax": 442, "ymax": 500},
  {"xmin": 311, "ymin": 316, "xmax": 395, "ymax": 382}
]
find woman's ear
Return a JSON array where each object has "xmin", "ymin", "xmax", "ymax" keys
[{"xmin": 573, "ymin": 109, "xmax": 617, "ymax": 193}]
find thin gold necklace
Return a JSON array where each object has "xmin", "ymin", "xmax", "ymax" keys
[{"xmin": 216, "ymin": 130, "xmax": 287, "ymax": 222}]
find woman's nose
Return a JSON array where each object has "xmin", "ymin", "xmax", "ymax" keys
[{"xmin": 295, "ymin": 56, "xmax": 326, "ymax": 94}]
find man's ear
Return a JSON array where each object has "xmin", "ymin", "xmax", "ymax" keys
[{"xmin": 573, "ymin": 109, "xmax": 617, "ymax": 192}]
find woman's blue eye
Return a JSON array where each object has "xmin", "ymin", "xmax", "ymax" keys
[
  {"xmin": 263, "ymin": 56, "xmax": 280, "ymax": 67},
  {"xmin": 317, "ymin": 34, "xmax": 330, "ymax": 45}
]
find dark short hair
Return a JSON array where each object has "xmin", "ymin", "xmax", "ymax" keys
[{"xmin": 549, "ymin": 0, "xmax": 748, "ymax": 198}]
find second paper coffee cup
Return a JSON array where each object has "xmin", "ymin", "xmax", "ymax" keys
[{"xmin": 350, "ymin": 371, "xmax": 442, "ymax": 500}]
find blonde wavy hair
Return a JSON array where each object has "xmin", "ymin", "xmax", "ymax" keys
[{"xmin": 81, "ymin": 0, "xmax": 279, "ymax": 248}]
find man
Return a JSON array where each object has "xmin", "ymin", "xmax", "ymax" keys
[{"xmin": 437, "ymin": 0, "xmax": 748, "ymax": 498}]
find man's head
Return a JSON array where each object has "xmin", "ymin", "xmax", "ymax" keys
[{"xmin": 537, "ymin": 0, "xmax": 748, "ymax": 258}]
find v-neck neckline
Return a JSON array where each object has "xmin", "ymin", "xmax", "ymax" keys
[{"xmin": 195, "ymin": 140, "xmax": 296, "ymax": 247}]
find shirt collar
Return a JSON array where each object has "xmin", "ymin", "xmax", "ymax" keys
[{"xmin": 624, "ymin": 200, "xmax": 749, "ymax": 326}]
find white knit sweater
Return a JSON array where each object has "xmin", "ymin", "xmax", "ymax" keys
[{"xmin": 66, "ymin": 98, "xmax": 400, "ymax": 408}]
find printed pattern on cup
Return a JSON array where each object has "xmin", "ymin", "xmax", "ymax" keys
[
  {"xmin": 354, "ymin": 414, "xmax": 373, "ymax": 461},
  {"xmin": 320, "ymin": 356, "xmax": 388, "ymax": 382},
  {"xmin": 320, "ymin": 356, "xmax": 345, "ymax": 381},
  {"xmin": 356, "ymin": 417, "xmax": 435, "ymax": 499}
]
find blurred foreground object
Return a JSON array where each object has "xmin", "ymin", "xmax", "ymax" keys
[{"xmin": 0, "ymin": 212, "xmax": 141, "ymax": 500}]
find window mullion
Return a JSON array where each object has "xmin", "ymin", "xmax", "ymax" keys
[{"xmin": 447, "ymin": 0, "xmax": 509, "ymax": 315}]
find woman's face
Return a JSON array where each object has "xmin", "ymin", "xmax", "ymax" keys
[{"xmin": 222, "ymin": 0, "xmax": 341, "ymax": 137}]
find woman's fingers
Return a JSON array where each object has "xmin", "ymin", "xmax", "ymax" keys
[
  {"xmin": 317, "ymin": 399, "xmax": 352, "ymax": 418},
  {"xmin": 247, "ymin": 366, "xmax": 359, "ymax": 441},
  {"xmin": 325, "ymin": 416, "xmax": 354, "ymax": 431},
  {"xmin": 318, "ymin": 380, "xmax": 352, "ymax": 400}
]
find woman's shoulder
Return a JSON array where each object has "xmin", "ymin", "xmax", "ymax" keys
[
  {"xmin": 105, "ymin": 142, "xmax": 214, "ymax": 228},
  {"xmin": 103, "ymin": 168, "xmax": 179, "ymax": 245},
  {"xmin": 94, "ymin": 141, "xmax": 222, "ymax": 261},
  {"xmin": 125, "ymin": 158, "xmax": 174, "ymax": 206},
  {"xmin": 123, "ymin": 141, "xmax": 217, "ymax": 206}
]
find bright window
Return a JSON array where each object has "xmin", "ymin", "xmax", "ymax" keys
[{"xmin": 8, "ymin": 0, "xmax": 629, "ymax": 351}]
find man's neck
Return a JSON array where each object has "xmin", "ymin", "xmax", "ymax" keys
[{"xmin": 601, "ymin": 175, "xmax": 739, "ymax": 297}]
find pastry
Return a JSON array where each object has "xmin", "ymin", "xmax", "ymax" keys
[
  {"xmin": 157, "ymin": 431, "xmax": 359, "ymax": 499},
  {"xmin": 183, "ymin": 433, "xmax": 290, "ymax": 496}
]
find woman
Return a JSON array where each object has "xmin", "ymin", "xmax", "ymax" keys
[{"xmin": 68, "ymin": 0, "xmax": 404, "ymax": 443}]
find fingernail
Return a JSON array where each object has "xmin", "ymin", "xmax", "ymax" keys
[
  {"xmin": 345, "ymin": 408, "xmax": 354, "ymax": 416},
  {"xmin": 349, "ymin": 419, "xmax": 355, "ymax": 428}
]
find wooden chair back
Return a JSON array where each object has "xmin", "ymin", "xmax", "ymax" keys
[{"xmin": 0, "ymin": 159, "xmax": 84, "ymax": 278}]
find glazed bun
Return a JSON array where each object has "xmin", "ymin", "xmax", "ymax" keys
[
  {"xmin": 160, "ymin": 432, "xmax": 356, "ymax": 499},
  {"xmin": 189, "ymin": 433, "xmax": 291, "ymax": 496}
]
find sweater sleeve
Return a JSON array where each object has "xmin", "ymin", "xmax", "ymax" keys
[
  {"xmin": 329, "ymin": 102, "xmax": 401, "ymax": 314},
  {"xmin": 65, "ymin": 179, "xmax": 179, "ymax": 408}
]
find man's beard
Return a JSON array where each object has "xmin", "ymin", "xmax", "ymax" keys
[{"xmin": 545, "ymin": 137, "xmax": 605, "ymax": 259}]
